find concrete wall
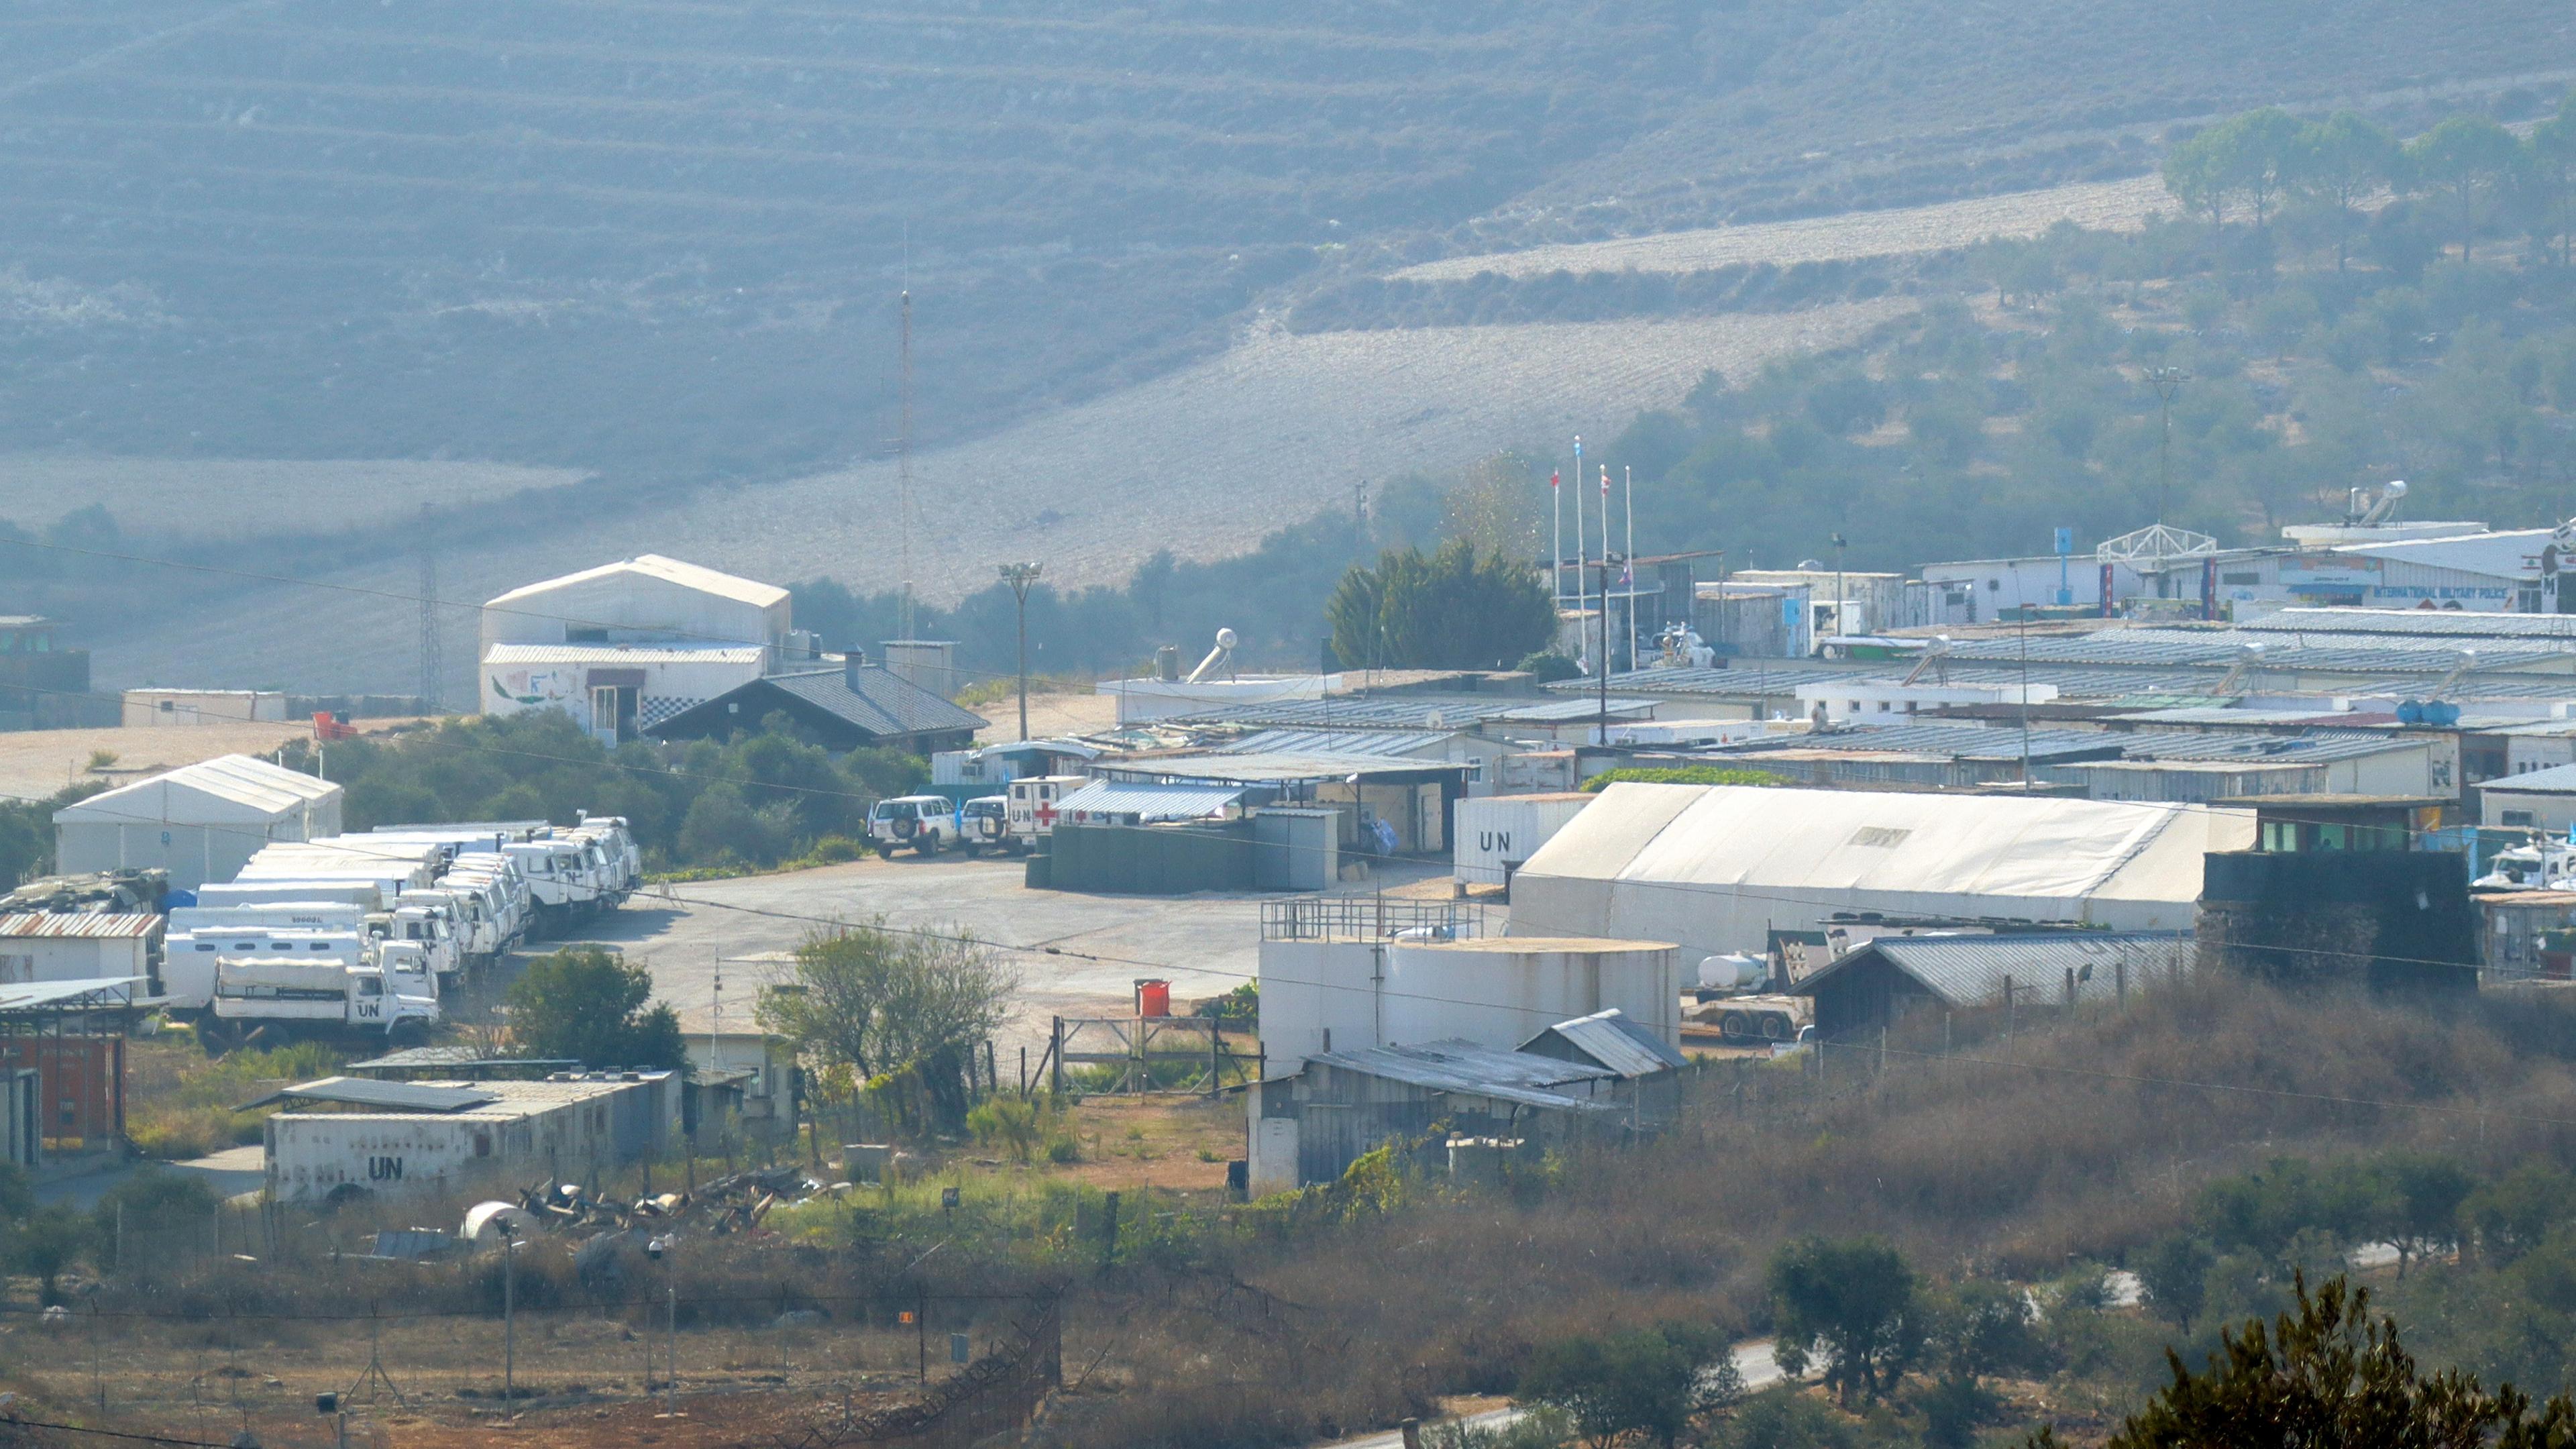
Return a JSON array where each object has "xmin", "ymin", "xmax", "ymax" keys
[{"xmin": 123, "ymin": 691, "xmax": 290, "ymax": 727}]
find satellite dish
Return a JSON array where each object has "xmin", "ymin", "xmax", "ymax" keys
[
  {"xmin": 1215, "ymin": 627, "xmax": 1238, "ymax": 650},
  {"xmin": 1425, "ymin": 710, "xmax": 1447, "ymax": 730},
  {"xmin": 2385, "ymin": 479, "xmax": 2408, "ymax": 498}
]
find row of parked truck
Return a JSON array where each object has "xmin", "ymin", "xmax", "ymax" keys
[{"xmin": 164, "ymin": 814, "xmax": 640, "ymax": 1051}]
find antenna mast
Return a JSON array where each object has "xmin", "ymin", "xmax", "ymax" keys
[
  {"xmin": 415, "ymin": 503, "xmax": 441, "ymax": 714},
  {"xmin": 898, "ymin": 287, "xmax": 915, "ymax": 643}
]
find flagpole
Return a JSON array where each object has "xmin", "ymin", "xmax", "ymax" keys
[
  {"xmin": 1572, "ymin": 437, "xmax": 1585, "ymax": 663},
  {"xmin": 1551, "ymin": 468, "xmax": 1563, "ymax": 607},
  {"xmin": 1600, "ymin": 464, "xmax": 1614, "ymax": 676},
  {"xmin": 1624, "ymin": 463, "xmax": 1636, "ymax": 663}
]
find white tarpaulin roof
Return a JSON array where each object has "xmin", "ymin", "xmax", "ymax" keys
[
  {"xmin": 1507, "ymin": 784, "xmax": 2251, "ymax": 962},
  {"xmin": 54, "ymin": 754, "xmax": 340, "ymax": 826}
]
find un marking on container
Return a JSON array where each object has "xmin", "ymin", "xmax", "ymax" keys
[{"xmin": 368, "ymin": 1156, "xmax": 404, "ymax": 1181}]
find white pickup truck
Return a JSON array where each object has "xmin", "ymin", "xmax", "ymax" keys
[{"xmin": 869, "ymin": 796, "xmax": 962, "ymax": 859}]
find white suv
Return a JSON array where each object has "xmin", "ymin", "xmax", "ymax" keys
[{"xmin": 869, "ymin": 796, "xmax": 962, "ymax": 859}]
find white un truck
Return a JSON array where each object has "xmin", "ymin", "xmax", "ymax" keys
[{"xmin": 204, "ymin": 959, "xmax": 437, "ymax": 1053}]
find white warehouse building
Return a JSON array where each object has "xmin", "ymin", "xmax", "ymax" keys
[
  {"xmin": 1507, "ymin": 783, "xmax": 2255, "ymax": 965},
  {"xmin": 480, "ymin": 555, "xmax": 797, "ymax": 742},
  {"xmin": 53, "ymin": 755, "xmax": 343, "ymax": 892}
]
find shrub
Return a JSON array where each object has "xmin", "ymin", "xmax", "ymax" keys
[{"xmin": 966, "ymin": 1097, "xmax": 1044, "ymax": 1163}]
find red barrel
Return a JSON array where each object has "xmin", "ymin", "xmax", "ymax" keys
[{"xmin": 1136, "ymin": 979, "xmax": 1171, "ymax": 1018}]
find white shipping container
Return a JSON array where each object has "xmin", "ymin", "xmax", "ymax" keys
[
  {"xmin": 264, "ymin": 1074, "xmax": 682, "ymax": 1202},
  {"xmin": 1452, "ymin": 793, "xmax": 1594, "ymax": 887}
]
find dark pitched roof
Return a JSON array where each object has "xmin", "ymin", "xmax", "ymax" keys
[
  {"xmin": 651, "ymin": 666, "xmax": 987, "ymax": 743},
  {"xmin": 1784, "ymin": 932, "xmax": 2193, "ymax": 1008},
  {"xmin": 1519, "ymin": 1009, "xmax": 1688, "ymax": 1077},
  {"xmin": 765, "ymin": 667, "xmax": 988, "ymax": 737}
]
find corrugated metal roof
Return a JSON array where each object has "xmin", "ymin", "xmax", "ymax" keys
[
  {"xmin": 2485, "ymin": 763, "xmax": 2576, "ymax": 794},
  {"xmin": 482, "ymin": 643, "xmax": 764, "ymax": 666},
  {"xmin": 485, "ymin": 554, "xmax": 789, "ymax": 610},
  {"xmin": 238, "ymin": 1075, "xmax": 498, "ymax": 1114},
  {"xmin": 1788, "ymin": 932, "xmax": 2193, "ymax": 1008},
  {"xmin": 1051, "ymin": 780, "xmax": 1246, "ymax": 821},
  {"xmin": 1105, "ymin": 751, "xmax": 1473, "ymax": 783},
  {"xmin": 1177, "ymin": 694, "xmax": 1652, "ymax": 729},
  {"xmin": 1212, "ymin": 728, "xmax": 1456, "ymax": 757},
  {"xmin": 1702, "ymin": 724, "xmax": 2117, "ymax": 763},
  {"xmin": 2121, "ymin": 731, "xmax": 2415, "ymax": 764},
  {"xmin": 0, "ymin": 912, "xmax": 159, "ymax": 939},
  {"xmin": 0, "ymin": 976, "xmax": 144, "ymax": 1012},
  {"xmin": 1310, "ymin": 1039, "xmax": 1623, "ymax": 1113},
  {"xmin": 1522, "ymin": 1010, "xmax": 1688, "ymax": 1077},
  {"xmin": 2245, "ymin": 608, "xmax": 2576, "ymax": 641}
]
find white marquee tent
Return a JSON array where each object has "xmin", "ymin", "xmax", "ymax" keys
[
  {"xmin": 54, "ymin": 754, "xmax": 343, "ymax": 892},
  {"xmin": 1506, "ymin": 783, "xmax": 2254, "ymax": 964}
]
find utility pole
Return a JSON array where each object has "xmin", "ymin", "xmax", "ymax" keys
[
  {"xmin": 2019, "ymin": 604, "xmax": 2032, "ymax": 789},
  {"xmin": 2146, "ymin": 366, "xmax": 2190, "ymax": 522},
  {"xmin": 502, "ymin": 1228, "xmax": 517, "ymax": 1417},
  {"xmin": 898, "ymin": 288, "xmax": 916, "ymax": 643},
  {"xmin": 1597, "ymin": 465, "xmax": 1613, "ymax": 745},
  {"xmin": 998, "ymin": 563, "xmax": 1044, "ymax": 741},
  {"xmin": 1830, "ymin": 532, "xmax": 1847, "ymax": 642},
  {"xmin": 415, "ymin": 503, "xmax": 441, "ymax": 714}
]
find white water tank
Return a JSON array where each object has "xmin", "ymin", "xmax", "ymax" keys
[{"xmin": 1697, "ymin": 953, "xmax": 1764, "ymax": 991}]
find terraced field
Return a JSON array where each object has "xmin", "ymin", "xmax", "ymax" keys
[
  {"xmin": 88, "ymin": 299, "xmax": 1911, "ymax": 694},
  {"xmin": 1390, "ymin": 175, "xmax": 2171, "ymax": 283},
  {"xmin": 0, "ymin": 455, "xmax": 586, "ymax": 538}
]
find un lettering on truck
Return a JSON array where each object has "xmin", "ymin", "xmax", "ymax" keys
[{"xmin": 1452, "ymin": 794, "xmax": 1595, "ymax": 888}]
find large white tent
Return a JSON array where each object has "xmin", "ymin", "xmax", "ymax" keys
[
  {"xmin": 1507, "ymin": 784, "xmax": 2253, "ymax": 963},
  {"xmin": 54, "ymin": 755, "xmax": 343, "ymax": 892}
]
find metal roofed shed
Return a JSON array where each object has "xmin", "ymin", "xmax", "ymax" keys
[
  {"xmin": 1101, "ymin": 751, "xmax": 1477, "ymax": 856},
  {"xmin": 1049, "ymin": 780, "xmax": 1248, "ymax": 825},
  {"xmin": 237, "ymin": 1075, "xmax": 500, "ymax": 1114},
  {"xmin": 1506, "ymin": 782, "xmax": 2254, "ymax": 965},
  {"xmin": 345, "ymin": 1047, "xmax": 583, "ymax": 1079},
  {"xmin": 1786, "ymin": 932, "xmax": 2192, "ymax": 1040},
  {"xmin": 0, "ymin": 976, "xmax": 147, "ymax": 1157},
  {"xmin": 0, "ymin": 912, "xmax": 162, "ymax": 994},
  {"xmin": 263, "ymin": 1072, "xmax": 682, "ymax": 1202},
  {"xmin": 1519, "ymin": 1008, "xmax": 1690, "ymax": 1078},
  {"xmin": 52, "ymin": 755, "xmax": 343, "ymax": 892},
  {"xmin": 1249, "ymin": 1037, "xmax": 1631, "ymax": 1191}
]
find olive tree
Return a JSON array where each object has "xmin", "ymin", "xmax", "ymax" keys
[{"xmin": 759, "ymin": 917, "xmax": 1018, "ymax": 1130}]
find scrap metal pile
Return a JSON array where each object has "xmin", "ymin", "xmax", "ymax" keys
[{"xmin": 511, "ymin": 1165, "xmax": 819, "ymax": 1238}]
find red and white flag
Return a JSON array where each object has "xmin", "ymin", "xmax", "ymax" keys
[{"xmin": 1550, "ymin": 470, "xmax": 1560, "ymax": 490}]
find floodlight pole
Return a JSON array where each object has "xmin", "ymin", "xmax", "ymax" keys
[
  {"xmin": 999, "ymin": 562, "xmax": 1044, "ymax": 741},
  {"xmin": 2146, "ymin": 366, "xmax": 2190, "ymax": 522}
]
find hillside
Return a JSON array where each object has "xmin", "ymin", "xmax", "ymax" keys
[
  {"xmin": 4, "ymin": 0, "xmax": 2573, "ymax": 690},
  {"xmin": 83, "ymin": 301, "xmax": 1904, "ymax": 694}
]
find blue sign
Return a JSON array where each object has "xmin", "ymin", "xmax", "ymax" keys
[{"xmin": 2053, "ymin": 527, "xmax": 2074, "ymax": 556}]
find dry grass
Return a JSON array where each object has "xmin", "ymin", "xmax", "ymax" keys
[
  {"xmin": 1389, "ymin": 175, "xmax": 2171, "ymax": 283},
  {"xmin": 88, "ymin": 301, "xmax": 1909, "ymax": 697},
  {"xmin": 1040, "ymin": 977, "xmax": 2576, "ymax": 1448}
]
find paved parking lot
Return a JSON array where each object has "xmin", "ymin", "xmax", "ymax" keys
[{"xmin": 556, "ymin": 853, "xmax": 1444, "ymax": 1055}]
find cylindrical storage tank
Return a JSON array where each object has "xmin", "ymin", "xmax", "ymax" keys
[
  {"xmin": 1452, "ymin": 793, "xmax": 1595, "ymax": 888},
  {"xmin": 1136, "ymin": 979, "xmax": 1171, "ymax": 1018},
  {"xmin": 1382, "ymin": 937, "xmax": 1680, "ymax": 1051},
  {"xmin": 1255, "ymin": 940, "xmax": 1381, "ymax": 1066}
]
